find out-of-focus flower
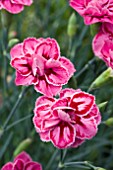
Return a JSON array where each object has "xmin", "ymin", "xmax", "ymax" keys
[
  {"xmin": 92, "ymin": 23, "xmax": 113, "ymax": 68},
  {"xmin": 10, "ymin": 37, "xmax": 75, "ymax": 97},
  {"xmin": 33, "ymin": 88, "xmax": 101, "ymax": 149},
  {"xmin": 0, "ymin": 0, "xmax": 33, "ymax": 14},
  {"xmin": 1, "ymin": 151, "xmax": 42, "ymax": 170},
  {"xmin": 69, "ymin": 0, "xmax": 113, "ymax": 25}
]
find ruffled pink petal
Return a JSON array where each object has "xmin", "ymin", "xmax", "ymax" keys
[
  {"xmin": 101, "ymin": 41, "xmax": 113, "ymax": 67},
  {"xmin": 14, "ymin": 151, "xmax": 32, "ymax": 164},
  {"xmin": 23, "ymin": 38, "xmax": 40, "ymax": 55},
  {"xmin": 35, "ymin": 96, "xmax": 55, "ymax": 107},
  {"xmin": 59, "ymin": 57, "xmax": 76, "ymax": 78},
  {"xmin": 42, "ymin": 118, "xmax": 60, "ymax": 132},
  {"xmin": 13, "ymin": 160, "xmax": 24, "ymax": 170},
  {"xmin": 71, "ymin": 138, "xmax": 85, "ymax": 148},
  {"xmin": 25, "ymin": 162, "xmax": 42, "ymax": 170},
  {"xmin": 92, "ymin": 33, "xmax": 107, "ymax": 59},
  {"xmin": 69, "ymin": 0, "xmax": 85, "ymax": 15},
  {"xmin": 83, "ymin": 104, "xmax": 101, "ymax": 125},
  {"xmin": 45, "ymin": 59, "xmax": 69, "ymax": 85},
  {"xmin": 32, "ymin": 54, "xmax": 46, "ymax": 76},
  {"xmin": 34, "ymin": 77, "xmax": 62, "ymax": 97},
  {"xmin": 1, "ymin": 162, "xmax": 13, "ymax": 170},
  {"xmin": 11, "ymin": 58, "xmax": 31, "ymax": 76},
  {"xmin": 56, "ymin": 110, "xmax": 72, "ymax": 122},
  {"xmin": 75, "ymin": 117, "xmax": 97, "ymax": 139},
  {"xmin": 10, "ymin": 43, "xmax": 24, "ymax": 60},
  {"xmin": 11, "ymin": 0, "xmax": 33, "ymax": 6},
  {"xmin": 35, "ymin": 38, "xmax": 60, "ymax": 60},
  {"xmin": 33, "ymin": 105, "xmax": 60, "ymax": 132},
  {"xmin": 60, "ymin": 88, "xmax": 81, "ymax": 98},
  {"xmin": 15, "ymin": 72, "xmax": 38, "ymax": 86},
  {"xmin": 50, "ymin": 122, "xmax": 76, "ymax": 149},
  {"xmin": 70, "ymin": 91, "xmax": 95, "ymax": 116},
  {"xmin": 1, "ymin": 0, "xmax": 24, "ymax": 14},
  {"xmin": 40, "ymin": 131, "xmax": 50, "ymax": 142},
  {"xmin": 52, "ymin": 98, "xmax": 68, "ymax": 110},
  {"xmin": 34, "ymin": 104, "xmax": 51, "ymax": 119}
]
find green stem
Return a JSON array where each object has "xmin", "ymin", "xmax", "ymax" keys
[
  {"xmin": 3, "ymin": 87, "xmax": 29, "ymax": 130},
  {"xmin": 45, "ymin": 149, "xmax": 59, "ymax": 170},
  {"xmin": 1, "ymin": 12, "xmax": 9, "ymax": 98},
  {"xmin": 5, "ymin": 114, "xmax": 33, "ymax": 132},
  {"xmin": 75, "ymin": 57, "xmax": 96, "ymax": 79},
  {"xmin": 64, "ymin": 161, "xmax": 96, "ymax": 169}
]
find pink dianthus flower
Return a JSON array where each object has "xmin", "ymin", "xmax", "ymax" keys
[
  {"xmin": 10, "ymin": 37, "xmax": 75, "ymax": 97},
  {"xmin": 70, "ymin": 0, "xmax": 113, "ymax": 25},
  {"xmin": 1, "ymin": 151, "xmax": 42, "ymax": 170},
  {"xmin": 33, "ymin": 88, "xmax": 101, "ymax": 149},
  {"xmin": 93, "ymin": 22, "xmax": 113, "ymax": 68},
  {"xmin": 0, "ymin": 0, "xmax": 33, "ymax": 14}
]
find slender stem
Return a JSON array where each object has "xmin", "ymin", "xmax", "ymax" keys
[
  {"xmin": 60, "ymin": 149, "xmax": 63, "ymax": 163},
  {"xmin": 75, "ymin": 57, "xmax": 96, "ymax": 79},
  {"xmin": 5, "ymin": 114, "xmax": 33, "ymax": 132},
  {"xmin": 1, "ymin": 12, "xmax": 8, "ymax": 98},
  {"xmin": 3, "ymin": 87, "xmax": 28, "ymax": 130},
  {"xmin": 64, "ymin": 161, "xmax": 96, "ymax": 169},
  {"xmin": 45, "ymin": 149, "xmax": 59, "ymax": 170}
]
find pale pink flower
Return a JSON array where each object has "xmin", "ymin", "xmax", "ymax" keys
[
  {"xmin": 1, "ymin": 151, "xmax": 42, "ymax": 170},
  {"xmin": 10, "ymin": 37, "xmax": 75, "ymax": 97},
  {"xmin": 70, "ymin": 0, "xmax": 113, "ymax": 25},
  {"xmin": 33, "ymin": 88, "xmax": 101, "ymax": 149},
  {"xmin": 0, "ymin": 0, "xmax": 33, "ymax": 14},
  {"xmin": 92, "ymin": 23, "xmax": 113, "ymax": 68}
]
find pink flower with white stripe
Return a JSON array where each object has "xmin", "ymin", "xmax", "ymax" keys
[
  {"xmin": 0, "ymin": 0, "xmax": 33, "ymax": 14},
  {"xmin": 33, "ymin": 88, "xmax": 101, "ymax": 149},
  {"xmin": 10, "ymin": 37, "xmax": 75, "ymax": 97},
  {"xmin": 69, "ymin": 0, "xmax": 113, "ymax": 25},
  {"xmin": 92, "ymin": 23, "xmax": 113, "ymax": 68},
  {"xmin": 1, "ymin": 151, "xmax": 42, "ymax": 170}
]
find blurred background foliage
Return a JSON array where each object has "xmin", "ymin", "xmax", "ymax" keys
[{"xmin": 0, "ymin": 0, "xmax": 113, "ymax": 170}]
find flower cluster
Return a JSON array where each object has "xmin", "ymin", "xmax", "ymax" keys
[
  {"xmin": 70, "ymin": 0, "xmax": 113, "ymax": 72},
  {"xmin": 70, "ymin": 0, "xmax": 113, "ymax": 25},
  {"xmin": 33, "ymin": 88, "xmax": 101, "ymax": 149},
  {"xmin": 10, "ymin": 37, "xmax": 75, "ymax": 97},
  {"xmin": 1, "ymin": 151, "xmax": 42, "ymax": 170},
  {"xmin": 0, "ymin": 0, "xmax": 33, "ymax": 14}
]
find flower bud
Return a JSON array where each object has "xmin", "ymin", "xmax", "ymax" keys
[
  {"xmin": 98, "ymin": 101, "xmax": 108, "ymax": 109},
  {"xmin": 89, "ymin": 67, "xmax": 113, "ymax": 91},
  {"xmin": 0, "ymin": 128, "xmax": 4, "ymax": 138},
  {"xmin": 95, "ymin": 168, "xmax": 106, "ymax": 170},
  {"xmin": 8, "ymin": 38, "xmax": 19, "ymax": 49},
  {"xmin": 13, "ymin": 138, "xmax": 32, "ymax": 157},
  {"xmin": 67, "ymin": 13, "xmax": 78, "ymax": 37},
  {"xmin": 8, "ymin": 31, "xmax": 17, "ymax": 39},
  {"xmin": 105, "ymin": 118, "xmax": 113, "ymax": 127}
]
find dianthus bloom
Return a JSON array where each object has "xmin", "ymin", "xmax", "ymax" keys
[
  {"xmin": 33, "ymin": 88, "xmax": 101, "ymax": 149},
  {"xmin": 93, "ymin": 23, "xmax": 113, "ymax": 68},
  {"xmin": 0, "ymin": 0, "xmax": 33, "ymax": 14},
  {"xmin": 10, "ymin": 37, "xmax": 75, "ymax": 97},
  {"xmin": 1, "ymin": 151, "xmax": 42, "ymax": 170},
  {"xmin": 70, "ymin": 0, "xmax": 113, "ymax": 25}
]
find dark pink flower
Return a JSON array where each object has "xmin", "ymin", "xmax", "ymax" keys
[
  {"xmin": 10, "ymin": 37, "xmax": 75, "ymax": 97},
  {"xmin": 33, "ymin": 88, "xmax": 101, "ymax": 149},
  {"xmin": 92, "ymin": 23, "xmax": 113, "ymax": 68},
  {"xmin": 70, "ymin": 0, "xmax": 113, "ymax": 25},
  {"xmin": 1, "ymin": 151, "xmax": 42, "ymax": 170},
  {"xmin": 0, "ymin": 0, "xmax": 33, "ymax": 14}
]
